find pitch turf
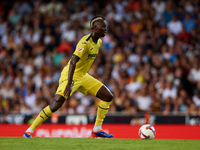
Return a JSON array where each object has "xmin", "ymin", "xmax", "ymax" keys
[{"xmin": 0, "ymin": 137, "xmax": 199, "ymax": 150}]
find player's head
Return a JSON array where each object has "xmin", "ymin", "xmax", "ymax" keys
[{"xmin": 90, "ymin": 15, "xmax": 107, "ymax": 37}]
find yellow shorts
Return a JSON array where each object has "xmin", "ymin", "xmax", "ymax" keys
[{"xmin": 55, "ymin": 73, "xmax": 103, "ymax": 99}]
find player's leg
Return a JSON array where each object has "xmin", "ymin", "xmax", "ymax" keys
[
  {"xmin": 79, "ymin": 74, "xmax": 114, "ymax": 138},
  {"xmin": 31, "ymin": 94, "xmax": 66, "ymax": 129},
  {"xmin": 91, "ymin": 85, "xmax": 114, "ymax": 138},
  {"xmin": 23, "ymin": 94, "xmax": 66, "ymax": 138},
  {"xmin": 24, "ymin": 75, "xmax": 80, "ymax": 138},
  {"xmin": 94, "ymin": 85, "xmax": 113, "ymax": 129}
]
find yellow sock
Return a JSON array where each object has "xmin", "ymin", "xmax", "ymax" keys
[
  {"xmin": 95, "ymin": 101, "xmax": 111, "ymax": 126},
  {"xmin": 30, "ymin": 105, "xmax": 52, "ymax": 130}
]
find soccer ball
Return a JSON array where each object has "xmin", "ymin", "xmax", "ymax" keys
[{"xmin": 138, "ymin": 124, "xmax": 156, "ymax": 139}]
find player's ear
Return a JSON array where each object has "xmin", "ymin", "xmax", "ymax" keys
[{"xmin": 94, "ymin": 21, "xmax": 100, "ymax": 30}]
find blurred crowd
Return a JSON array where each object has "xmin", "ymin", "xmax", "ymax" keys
[{"xmin": 0, "ymin": 0, "xmax": 200, "ymax": 121}]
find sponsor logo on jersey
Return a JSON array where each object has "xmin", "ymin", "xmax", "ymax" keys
[
  {"xmin": 88, "ymin": 54, "xmax": 97, "ymax": 57},
  {"xmin": 82, "ymin": 42, "xmax": 87, "ymax": 44},
  {"xmin": 78, "ymin": 47, "xmax": 84, "ymax": 52}
]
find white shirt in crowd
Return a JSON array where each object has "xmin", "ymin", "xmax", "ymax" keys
[
  {"xmin": 188, "ymin": 68, "xmax": 200, "ymax": 82},
  {"xmin": 167, "ymin": 20, "xmax": 182, "ymax": 35},
  {"xmin": 152, "ymin": 0, "xmax": 166, "ymax": 14},
  {"xmin": 192, "ymin": 95, "xmax": 200, "ymax": 107},
  {"xmin": 125, "ymin": 82, "xmax": 142, "ymax": 94},
  {"xmin": 25, "ymin": 93, "xmax": 36, "ymax": 109},
  {"xmin": 137, "ymin": 96, "xmax": 152, "ymax": 111},
  {"xmin": 0, "ymin": 87, "xmax": 14, "ymax": 99},
  {"xmin": 61, "ymin": 29, "xmax": 76, "ymax": 42},
  {"xmin": 162, "ymin": 87, "xmax": 177, "ymax": 100}
]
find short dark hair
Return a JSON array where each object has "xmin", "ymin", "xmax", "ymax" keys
[{"xmin": 90, "ymin": 15, "xmax": 105, "ymax": 29}]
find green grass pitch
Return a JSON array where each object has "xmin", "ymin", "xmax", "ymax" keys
[{"xmin": 0, "ymin": 137, "xmax": 199, "ymax": 150}]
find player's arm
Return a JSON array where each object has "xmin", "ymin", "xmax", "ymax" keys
[
  {"xmin": 64, "ymin": 36, "xmax": 88, "ymax": 97},
  {"xmin": 64, "ymin": 54, "xmax": 80, "ymax": 97}
]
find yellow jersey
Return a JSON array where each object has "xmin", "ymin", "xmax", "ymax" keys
[{"xmin": 61, "ymin": 34, "xmax": 102, "ymax": 77}]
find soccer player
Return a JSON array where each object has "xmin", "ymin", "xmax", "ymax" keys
[{"xmin": 24, "ymin": 16, "xmax": 114, "ymax": 138}]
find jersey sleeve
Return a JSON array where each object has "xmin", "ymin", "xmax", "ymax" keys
[{"xmin": 74, "ymin": 39, "xmax": 88, "ymax": 59}]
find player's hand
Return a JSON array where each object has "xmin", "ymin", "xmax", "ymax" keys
[{"xmin": 64, "ymin": 83, "xmax": 72, "ymax": 98}]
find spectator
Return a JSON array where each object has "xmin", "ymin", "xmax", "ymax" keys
[
  {"xmin": 182, "ymin": 13, "xmax": 195, "ymax": 33},
  {"xmin": 162, "ymin": 1, "xmax": 176, "ymax": 25},
  {"xmin": 0, "ymin": 17, "xmax": 7, "ymax": 38},
  {"xmin": 45, "ymin": 0, "xmax": 62, "ymax": 16},
  {"xmin": 184, "ymin": 1, "xmax": 194, "ymax": 13},
  {"xmin": 136, "ymin": 83, "xmax": 152, "ymax": 112},
  {"xmin": 192, "ymin": 90, "xmax": 200, "ymax": 108},
  {"xmin": 152, "ymin": 0, "xmax": 166, "ymax": 14},
  {"xmin": 17, "ymin": 0, "xmax": 32, "ymax": 16},
  {"xmin": 61, "ymin": 25, "xmax": 76, "ymax": 42},
  {"xmin": 0, "ymin": 83, "xmax": 15, "ymax": 100},
  {"xmin": 8, "ymin": 9, "xmax": 22, "ymax": 25},
  {"xmin": 167, "ymin": 15, "xmax": 182, "ymax": 35},
  {"xmin": 188, "ymin": 61, "xmax": 200, "ymax": 83},
  {"xmin": 162, "ymin": 81, "xmax": 177, "ymax": 100},
  {"xmin": 24, "ymin": 88, "xmax": 37, "ymax": 109}
]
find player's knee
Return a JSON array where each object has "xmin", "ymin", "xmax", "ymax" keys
[
  {"xmin": 50, "ymin": 102, "xmax": 61, "ymax": 112},
  {"xmin": 50, "ymin": 95, "xmax": 65, "ymax": 112},
  {"xmin": 105, "ymin": 92, "xmax": 113, "ymax": 102},
  {"xmin": 50, "ymin": 103, "xmax": 61, "ymax": 112}
]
